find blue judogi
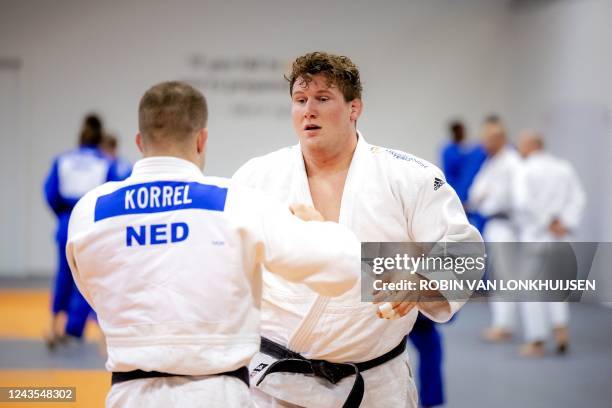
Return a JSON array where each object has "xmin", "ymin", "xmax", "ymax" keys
[
  {"xmin": 44, "ymin": 145, "xmax": 121, "ymax": 337},
  {"xmin": 441, "ymin": 142, "xmax": 466, "ymax": 199},
  {"xmin": 408, "ymin": 143, "xmax": 487, "ymax": 406},
  {"xmin": 114, "ymin": 156, "xmax": 133, "ymax": 180},
  {"xmin": 459, "ymin": 145, "xmax": 487, "ymax": 233},
  {"xmin": 409, "ymin": 313, "xmax": 445, "ymax": 407},
  {"xmin": 441, "ymin": 142, "xmax": 487, "ymax": 233}
]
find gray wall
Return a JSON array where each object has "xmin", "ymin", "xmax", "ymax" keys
[
  {"xmin": 0, "ymin": 0, "xmax": 609, "ymax": 276},
  {"xmin": 507, "ymin": 0, "xmax": 612, "ymax": 241}
]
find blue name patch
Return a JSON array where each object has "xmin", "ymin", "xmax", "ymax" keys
[{"xmin": 94, "ymin": 181, "xmax": 227, "ymax": 221}]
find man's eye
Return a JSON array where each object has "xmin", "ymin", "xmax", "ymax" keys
[
  {"xmin": 319, "ymin": 97, "xmax": 329, "ymax": 102},
  {"xmin": 295, "ymin": 98, "xmax": 306, "ymax": 104}
]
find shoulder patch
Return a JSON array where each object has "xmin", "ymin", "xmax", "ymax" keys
[{"xmin": 433, "ymin": 177, "xmax": 445, "ymax": 191}]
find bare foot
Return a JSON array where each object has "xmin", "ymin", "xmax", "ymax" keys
[
  {"xmin": 553, "ymin": 326, "xmax": 569, "ymax": 354},
  {"xmin": 481, "ymin": 327, "xmax": 512, "ymax": 342},
  {"xmin": 43, "ymin": 330, "xmax": 68, "ymax": 350},
  {"xmin": 43, "ymin": 313, "xmax": 67, "ymax": 351},
  {"xmin": 519, "ymin": 341, "xmax": 545, "ymax": 358}
]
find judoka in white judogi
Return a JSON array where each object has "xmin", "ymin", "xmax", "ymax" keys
[
  {"xmin": 66, "ymin": 82, "xmax": 360, "ymax": 407},
  {"xmin": 234, "ymin": 133, "xmax": 481, "ymax": 407},
  {"xmin": 468, "ymin": 119, "xmax": 521, "ymax": 341},
  {"xmin": 513, "ymin": 130, "xmax": 586, "ymax": 354}
]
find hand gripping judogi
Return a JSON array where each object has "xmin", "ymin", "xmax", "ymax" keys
[
  {"xmin": 66, "ymin": 156, "xmax": 360, "ymax": 407},
  {"xmin": 234, "ymin": 133, "xmax": 482, "ymax": 408}
]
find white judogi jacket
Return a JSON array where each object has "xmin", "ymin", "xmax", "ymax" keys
[
  {"xmin": 66, "ymin": 157, "xmax": 360, "ymax": 404},
  {"xmin": 233, "ymin": 133, "xmax": 481, "ymax": 407},
  {"xmin": 469, "ymin": 146, "xmax": 521, "ymax": 242},
  {"xmin": 513, "ymin": 151, "xmax": 586, "ymax": 242},
  {"xmin": 512, "ymin": 152, "xmax": 585, "ymax": 342}
]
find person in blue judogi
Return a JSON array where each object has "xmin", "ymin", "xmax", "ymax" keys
[
  {"xmin": 441, "ymin": 119, "xmax": 488, "ymax": 232},
  {"xmin": 408, "ymin": 120, "xmax": 487, "ymax": 407},
  {"xmin": 43, "ymin": 114, "xmax": 122, "ymax": 347},
  {"xmin": 441, "ymin": 120, "xmax": 468, "ymax": 198},
  {"xmin": 408, "ymin": 313, "xmax": 445, "ymax": 408},
  {"xmin": 100, "ymin": 132, "xmax": 133, "ymax": 180},
  {"xmin": 460, "ymin": 143, "xmax": 487, "ymax": 233}
]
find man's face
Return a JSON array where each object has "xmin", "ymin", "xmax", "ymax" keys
[
  {"xmin": 291, "ymin": 74, "xmax": 359, "ymax": 152},
  {"xmin": 517, "ymin": 135, "xmax": 530, "ymax": 158},
  {"xmin": 481, "ymin": 123, "xmax": 505, "ymax": 155},
  {"xmin": 517, "ymin": 132, "xmax": 538, "ymax": 158}
]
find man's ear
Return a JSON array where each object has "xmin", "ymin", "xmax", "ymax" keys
[
  {"xmin": 197, "ymin": 128, "xmax": 208, "ymax": 154},
  {"xmin": 350, "ymin": 99, "xmax": 363, "ymax": 122},
  {"xmin": 135, "ymin": 133, "xmax": 145, "ymax": 154}
]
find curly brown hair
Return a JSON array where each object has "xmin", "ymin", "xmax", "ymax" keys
[{"xmin": 286, "ymin": 52, "xmax": 362, "ymax": 102}]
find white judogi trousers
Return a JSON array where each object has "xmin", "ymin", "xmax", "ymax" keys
[
  {"xmin": 485, "ymin": 220, "xmax": 519, "ymax": 331},
  {"xmin": 521, "ymin": 302, "xmax": 569, "ymax": 341},
  {"xmin": 519, "ymin": 243, "xmax": 571, "ymax": 341}
]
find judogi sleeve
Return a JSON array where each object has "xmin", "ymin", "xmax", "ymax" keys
[
  {"xmin": 259, "ymin": 195, "xmax": 360, "ymax": 297},
  {"xmin": 408, "ymin": 166, "xmax": 484, "ymax": 322},
  {"xmin": 65, "ymin": 196, "xmax": 95, "ymax": 307},
  {"xmin": 559, "ymin": 164, "xmax": 586, "ymax": 232},
  {"xmin": 230, "ymin": 184, "xmax": 361, "ymax": 298}
]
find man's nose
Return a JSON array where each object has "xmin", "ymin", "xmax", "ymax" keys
[{"xmin": 304, "ymin": 99, "xmax": 317, "ymax": 118}]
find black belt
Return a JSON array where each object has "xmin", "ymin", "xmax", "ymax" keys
[
  {"xmin": 111, "ymin": 366, "xmax": 249, "ymax": 387},
  {"xmin": 489, "ymin": 212, "xmax": 510, "ymax": 221},
  {"xmin": 257, "ymin": 336, "xmax": 407, "ymax": 408}
]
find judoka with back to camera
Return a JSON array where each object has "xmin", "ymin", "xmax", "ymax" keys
[
  {"xmin": 233, "ymin": 52, "xmax": 482, "ymax": 408},
  {"xmin": 513, "ymin": 130, "xmax": 586, "ymax": 357},
  {"xmin": 65, "ymin": 81, "xmax": 361, "ymax": 407},
  {"xmin": 43, "ymin": 114, "xmax": 122, "ymax": 348}
]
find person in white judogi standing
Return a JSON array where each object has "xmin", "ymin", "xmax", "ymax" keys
[
  {"xmin": 65, "ymin": 81, "xmax": 361, "ymax": 407},
  {"xmin": 468, "ymin": 116, "xmax": 521, "ymax": 343},
  {"xmin": 513, "ymin": 130, "xmax": 586, "ymax": 356},
  {"xmin": 233, "ymin": 52, "xmax": 482, "ymax": 408}
]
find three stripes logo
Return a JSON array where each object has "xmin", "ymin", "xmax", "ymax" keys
[{"xmin": 433, "ymin": 177, "xmax": 445, "ymax": 191}]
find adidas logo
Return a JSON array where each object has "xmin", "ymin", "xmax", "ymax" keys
[{"xmin": 433, "ymin": 177, "xmax": 445, "ymax": 191}]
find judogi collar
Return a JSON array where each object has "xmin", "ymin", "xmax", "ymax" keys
[
  {"xmin": 131, "ymin": 156, "xmax": 203, "ymax": 177},
  {"xmin": 292, "ymin": 130, "xmax": 369, "ymax": 228}
]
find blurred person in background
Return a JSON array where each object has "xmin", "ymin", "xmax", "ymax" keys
[
  {"xmin": 100, "ymin": 132, "xmax": 133, "ymax": 179},
  {"xmin": 440, "ymin": 119, "xmax": 487, "ymax": 232},
  {"xmin": 43, "ymin": 114, "xmax": 120, "ymax": 348},
  {"xmin": 513, "ymin": 130, "xmax": 586, "ymax": 357},
  {"xmin": 408, "ymin": 313, "xmax": 445, "ymax": 408},
  {"xmin": 441, "ymin": 120, "xmax": 468, "ymax": 196},
  {"xmin": 459, "ymin": 145, "xmax": 488, "ymax": 233},
  {"xmin": 407, "ymin": 119, "xmax": 477, "ymax": 408},
  {"xmin": 468, "ymin": 116, "xmax": 521, "ymax": 342}
]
